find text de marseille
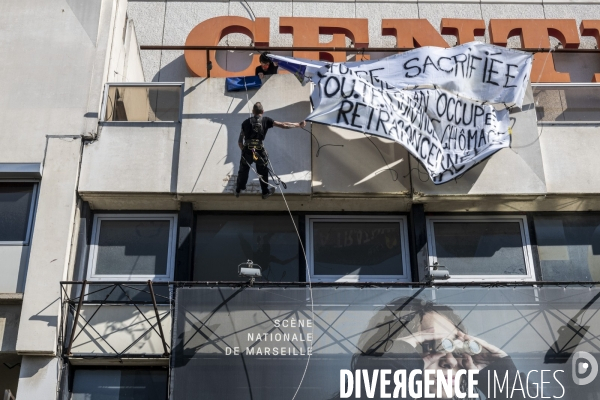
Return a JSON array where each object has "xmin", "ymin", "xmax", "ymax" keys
[{"xmin": 225, "ymin": 318, "xmax": 313, "ymax": 356}]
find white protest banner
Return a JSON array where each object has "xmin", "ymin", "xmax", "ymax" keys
[
  {"xmin": 308, "ymin": 64, "xmax": 511, "ymax": 184},
  {"xmin": 269, "ymin": 42, "xmax": 532, "ymax": 107}
]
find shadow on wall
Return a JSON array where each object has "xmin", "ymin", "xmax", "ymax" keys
[
  {"xmin": 70, "ymin": 305, "xmax": 167, "ymax": 355},
  {"xmin": 152, "ymin": 54, "xmax": 188, "ymax": 82},
  {"xmin": 152, "ymin": 52, "xmax": 258, "ymax": 82},
  {"xmin": 182, "ymin": 79, "xmax": 310, "ymax": 193},
  {"xmin": 312, "ymin": 132, "xmax": 409, "ymax": 193}
]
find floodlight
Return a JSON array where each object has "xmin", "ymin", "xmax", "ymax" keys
[{"xmin": 238, "ymin": 259, "xmax": 262, "ymax": 285}]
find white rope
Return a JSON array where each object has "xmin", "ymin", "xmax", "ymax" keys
[{"xmin": 240, "ymin": 82, "xmax": 315, "ymax": 399}]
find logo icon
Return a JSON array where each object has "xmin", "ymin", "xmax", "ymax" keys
[{"xmin": 573, "ymin": 351, "xmax": 598, "ymax": 385}]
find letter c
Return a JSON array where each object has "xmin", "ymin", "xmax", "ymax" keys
[{"xmin": 454, "ymin": 370, "xmax": 466, "ymax": 398}]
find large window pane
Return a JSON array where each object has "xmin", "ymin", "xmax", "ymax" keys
[
  {"xmin": 71, "ymin": 369, "xmax": 167, "ymax": 400},
  {"xmin": 104, "ymin": 85, "xmax": 181, "ymax": 122},
  {"xmin": 312, "ymin": 221, "xmax": 404, "ymax": 276},
  {"xmin": 432, "ymin": 221, "xmax": 527, "ymax": 276},
  {"xmin": 534, "ymin": 215, "xmax": 600, "ymax": 281},
  {"xmin": 0, "ymin": 182, "xmax": 35, "ymax": 242},
  {"xmin": 194, "ymin": 215, "xmax": 299, "ymax": 281},
  {"xmin": 95, "ymin": 219, "xmax": 170, "ymax": 276}
]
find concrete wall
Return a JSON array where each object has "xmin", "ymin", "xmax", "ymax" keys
[
  {"xmin": 16, "ymin": 356, "xmax": 61, "ymax": 400},
  {"xmin": 312, "ymin": 125, "xmax": 411, "ymax": 196},
  {"xmin": 0, "ymin": 0, "xmax": 101, "ymax": 163},
  {"xmin": 0, "ymin": 247, "xmax": 30, "ymax": 294},
  {"xmin": 70, "ymin": 305, "xmax": 171, "ymax": 355},
  {"xmin": 125, "ymin": 21, "xmax": 146, "ymax": 82},
  {"xmin": 104, "ymin": 3, "xmax": 146, "ymax": 83},
  {"xmin": 0, "ymin": 305, "xmax": 21, "ymax": 353},
  {"xmin": 0, "ymin": 354, "xmax": 21, "ymax": 397},
  {"xmin": 17, "ymin": 137, "xmax": 82, "ymax": 355},
  {"xmin": 0, "ymin": 0, "xmax": 141, "ymax": 288},
  {"xmin": 177, "ymin": 74, "xmax": 312, "ymax": 197},
  {"xmin": 541, "ymin": 124, "xmax": 600, "ymax": 194},
  {"xmin": 79, "ymin": 124, "xmax": 180, "ymax": 196}
]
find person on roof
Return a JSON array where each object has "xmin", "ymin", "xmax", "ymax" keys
[
  {"xmin": 255, "ymin": 54, "xmax": 278, "ymax": 79},
  {"xmin": 235, "ymin": 102, "xmax": 305, "ymax": 199}
]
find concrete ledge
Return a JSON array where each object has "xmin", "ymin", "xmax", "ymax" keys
[
  {"xmin": 69, "ymin": 357, "xmax": 170, "ymax": 366},
  {"xmin": 79, "ymin": 192, "xmax": 180, "ymax": 210},
  {"xmin": 16, "ymin": 350, "xmax": 56, "ymax": 356},
  {"xmin": 0, "ymin": 294, "xmax": 23, "ymax": 305},
  {"xmin": 0, "ymin": 163, "xmax": 42, "ymax": 179}
]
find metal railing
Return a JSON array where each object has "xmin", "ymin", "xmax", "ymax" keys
[
  {"xmin": 101, "ymin": 83, "xmax": 183, "ymax": 123},
  {"xmin": 60, "ymin": 281, "xmax": 172, "ymax": 359},
  {"xmin": 59, "ymin": 280, "xmax": 600, "ymax": 359},
  {"xmin": 532, "ymin": 83, "xmax": 600, "ymax": 124},
  {"xmin": 3, "ymin": 390, "xmax": 15, "ymax": 400}
]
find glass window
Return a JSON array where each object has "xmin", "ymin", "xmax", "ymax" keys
[
  {"xmin": 0, "ymin": 182, "xmax": 36, "ymax": 243},
  {"xmin": 427, "ymin": 216, "xmax": 535, "ymax": 281},
  {"xmin": 103, "ymin": 84, "xmax": 182, "ymax": 122},
  {"xmin": 307, "ymin": 216, "xmax": 410, "ymax": 282},
  {"xmin": 88, "ymin": 215, "xmax": 177, "ymax": 281},
  {"xmin": 194, "ymin": 215, "xmax": 299, "ymax": 282},
  {"xmin": 534, "ymin": 215, "xmax": 600, "ymax": 281},
  {"xmin": 71, "ymin": 369, "xmax": 167, "ymax": 400}
]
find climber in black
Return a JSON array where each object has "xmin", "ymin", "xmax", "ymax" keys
[
  {"xmin": 255, "ymin": 54, "xmax": 278, "ymax": 78},
  {"xmin": 235, "ymin": 102, "xmax": 306, "ymax": 199}
]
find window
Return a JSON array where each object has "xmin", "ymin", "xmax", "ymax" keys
[
  {"xmin": 194, "ymin": 214, "xmax": 299, "ymax": 282},
  {"xmin": 426, "ymin": 215, "xmax": 535, "ymax": 281},
  {"xmin": 532, "ymin": 84, "xmax": 600, "ymax": 124},
  {"xmin": 70, "ymin": 369, "xmax": 167, "ymax": 400},
  {"xmin": 102, "ymin": 83, "xmax": 182, "ymax": 122},
  {"xmin": 306, "ymin": 216, "xmax": 411, "ymax": 282},
  {"xmin": 87, "ymin": 214, "xmax": 177, "ymax": 281},
  {"xmin": 0, "ymin": 182, "xmax": 37, "ymax": 244},
  {"xmin": 534, "ymin": 214, "xmax": 600, "ymax": 281}
]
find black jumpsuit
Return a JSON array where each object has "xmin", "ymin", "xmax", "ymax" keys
[{"xmin": 236, "ymin": 115, "xmax": 274, "ymax": 195}]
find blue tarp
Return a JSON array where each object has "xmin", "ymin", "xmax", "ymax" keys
[{"xmin": 225, "ymin": 76, "xmax": 262, "ymax": 92}]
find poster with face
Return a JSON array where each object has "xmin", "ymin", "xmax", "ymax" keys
[{"xmin": 171, "ymin": 286, "xmax": 600, "ymax": 400}]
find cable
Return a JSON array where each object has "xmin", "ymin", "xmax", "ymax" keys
[
  {"xmin": 300, "ymin": 126, "xmax": 344, "ymax": 157},
  {"xmin": 403, "ymin": 166, "xmax": 431, "ymax": 183},
  {"xmin": 237, "ymin": 146, "xmax": 314, "ymax": 400},
  {"xmin": 241, "ymin": 0, "xmax": 257, "ymax": 21},
  {"xmin": 157, "ymin": 0, "xmax": 168, "ymax": 82},
  {"xmin": 362, "ymin": 133, "xmax": 401, "ymax": 183},
  {"xmin": 238, "ymin": 80, "xmax": 314, "ymax": 399},
  {"xmin": 268, "ymin": 162, "xmax": 314, "ymax": 400}
]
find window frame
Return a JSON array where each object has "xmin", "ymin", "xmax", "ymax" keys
[
  {"xmin": 68, "ymin": 367, "xmax": 169, "ymax": 399},
  {"xmin": 305, "ymin": 215, "xmax": 411, "ymax": 283},
  {"xmin": 532, "ymin": 83, "xmax": 600, "ymax": 126},
  {"xmin": 426, "ymin": 215, "xmax": 536, "ymax": 282},
  {"xmin": 86, "ymin": 213, "xmax": 178, "ymax": 282},
  {"xmin": 100, "ymin": 82, "xmax": 184, "ymax": 123},
  {"xmin": 0, "ymin": 180, "xmax": 39, "ymax": 246}
]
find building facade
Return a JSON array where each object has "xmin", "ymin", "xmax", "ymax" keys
[{"xmin": 1, "ymin": 0, "xmax": 600, "ymax": 398}]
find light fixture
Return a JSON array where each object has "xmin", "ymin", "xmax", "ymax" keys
[{"xmin": 238, "ymin": 259, "xmax": 262, "ymax": 285}]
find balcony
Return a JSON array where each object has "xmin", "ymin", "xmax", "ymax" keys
[
  {"xmin": 532, "ymin": 84, "xmax": 600, "ymax": 124},
  {"xmin": 101, "ymin": 83, "xmax": 183, "ymax": 122},
  {"xmin": 60, "ymin": 281, "xmax": 171, "ymax": 360}
]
